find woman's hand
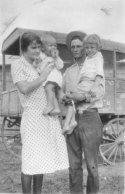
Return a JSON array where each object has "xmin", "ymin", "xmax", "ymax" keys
[{"xmin": 39, "ymin": 63, "xmax": 54, "ymax": 82}]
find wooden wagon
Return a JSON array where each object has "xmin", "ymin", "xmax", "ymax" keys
[{"xmin": 0, "ymin": 28, "xmax": 125, "ymax": 164}]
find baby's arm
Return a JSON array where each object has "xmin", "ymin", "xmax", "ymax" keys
[
  {"xmin": 55, "ymin": 57, "xmax": 64, "ymax": 70},
  {"xmin": 51, "ymin": 48, "xmax": 64, "ymax": 70}
]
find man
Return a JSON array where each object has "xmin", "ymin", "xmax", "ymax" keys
[{"xmin": 63, "ymin": 31, "xmax": 105, "ymax": 194}]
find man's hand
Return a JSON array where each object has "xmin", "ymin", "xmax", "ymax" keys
[
  {"xmin": 85, "ymin": 93, "xmax": 92, "ymax": 102},
  {"xmin": 89, "ymin": 85, "xmax": 98, "ymax": 98},
  {"xmin": 65, "ymin": 92, "xmax": 86, "ymax": 102},
  {"xmin": 62, "ymin": 94, "xmax": 72, "ymax": 105}
]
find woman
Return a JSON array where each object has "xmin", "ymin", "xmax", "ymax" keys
[{"xmin": 11, "ymin": 32, "xmax": 69, "ymax": 194}]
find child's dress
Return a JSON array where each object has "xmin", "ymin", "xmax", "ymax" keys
[{"xmin": 38, "ymin": 52, "xmax": 63, "ymax": 88}]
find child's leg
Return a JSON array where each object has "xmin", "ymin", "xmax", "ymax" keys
[
  {"xmin": 62, "ymin": 105, "xmax": 76, "ymax": 135},
  {"xmin": 69, "ymin": 110, "xmax": 77, "ymax": 128},
  {"xmin": 43, "ymin": 82, "xmax": 55, "ymax": 115},
  {"xmin": 66, "ymin": 106, "xmax": 77, "ymax": 135},
  {"xmin": 64, "ymin": 105, "xmax": 74, "ymax": 126}
]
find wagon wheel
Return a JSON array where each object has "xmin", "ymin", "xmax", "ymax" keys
[
  {"xmin": 1, "ymin": 117, "xmax": 21, "ymax": 158},
  {"xmin": 99, "ymin": 118, "xmax": 125, "ymax": 165}
]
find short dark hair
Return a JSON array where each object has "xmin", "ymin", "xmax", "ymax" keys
[{"xmin": 21, "ymin": 32, "xmax": 42, "ymax": 52}]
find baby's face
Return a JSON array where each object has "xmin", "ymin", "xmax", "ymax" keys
[
  {"xmin": 44, "ymin": 40, "xmax": 57, "ymax": 56},
  {"xmin": 85, "ymin": 43, "xmax": 98, "ymax": 57}
]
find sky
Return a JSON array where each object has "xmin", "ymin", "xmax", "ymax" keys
[{"xmin": 0, "ymin": 0, "xmax": 125, "ymax": 53}]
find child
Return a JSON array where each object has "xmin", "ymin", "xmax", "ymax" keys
[
  {"xmin": 35, "ymin": 34, "xmax": 64, "ymax": 115},
  {"xmin": 62, "ymin": 34, "xmax": 105, "ymax": 135}
]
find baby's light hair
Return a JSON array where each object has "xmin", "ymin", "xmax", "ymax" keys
[
  {"xmin": 40, "ymin": 34, "xmax": 57, "ymax": 52},
  {"xmin": 41, "ymin": 34, "xmax": 57, "ymax": 45},
  {"xmin": 83, "ymin": 34, "xmax": 102, "ymax": 50}
]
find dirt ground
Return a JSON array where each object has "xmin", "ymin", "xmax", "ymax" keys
[{"xmin": 0, "ymin": 139, "xmax": 124, "ymax": 194}]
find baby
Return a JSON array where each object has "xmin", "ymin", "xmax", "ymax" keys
[
  {"xmin": 62, "ymin": 34, "xmax": 105, "ymax": 135},
  {"xmin": 35, "ymin": 34, "xmax": 64, "ymax": 116}
]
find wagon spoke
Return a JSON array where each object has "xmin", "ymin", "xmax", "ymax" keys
[
  {"xmin": 107, "ymin": 146, "xmax": 117, "ymax": 162},
  {"xmin": 110, "ymin": 123, "xmax": 117, "ymax": 139},
  {"xmin": 113, "ymin": 147, "xmax": 118, "ymax": 164},
  {"xmin": 102, "ymin": 143, "xmax": 116, "ymax": 155},
  {"xmin": 101, "ymin": 142, "xmax": 115, "ymax": 147},
  {"xmin": 119, "ymin": 147, "xmax": 122, "ymax": 162},
  {"xmin": 116, "ymin": 119, "xmax": 120, "ymax": 137}
]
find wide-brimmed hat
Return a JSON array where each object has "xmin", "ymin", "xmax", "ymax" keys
[{"xmin": 66, "ymin": 31, "xmax": 87, "ymax": 50}]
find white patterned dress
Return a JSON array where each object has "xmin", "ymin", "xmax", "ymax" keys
[{"xmin": 11, "ymin": 56, "xmax": 69, "ymax": 175}]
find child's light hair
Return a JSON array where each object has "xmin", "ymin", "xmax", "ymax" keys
[
  {"xmin": 40, "ymin": 34, "xmax": 57, "ymax": 45},
  {"xmin": 40, "ymin": 34, "xmax": 57, "ymax": 52},
  {"xmin": 83, "ymin": 34, "xmax": 102, "ymax": 50}
]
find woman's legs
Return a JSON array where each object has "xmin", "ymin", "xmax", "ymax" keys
[
  {"xmin": 21, "ymin": 173, "xmax": 43, "ymax": 194},
  {"xmin": 21, "ymin": 173, "xmax": 32, "ymax": 194},
  {"xmin": 33, "ymin": 174, "xmax": 43, "ymax": 194}
]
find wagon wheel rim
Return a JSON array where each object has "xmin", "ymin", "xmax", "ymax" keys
[
  {"xmin": 1, "ymin": 117, "xmax": 21, "ymax": 158},
  {"xmin": 100, "ymin": 118, "xmax": 125, "ymax": 165}
]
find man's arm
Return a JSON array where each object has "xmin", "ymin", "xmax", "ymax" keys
[{"xmin": 65, "ymin": 92, "xmax": 92, "ymax": 102}]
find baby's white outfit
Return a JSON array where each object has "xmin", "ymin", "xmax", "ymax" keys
[{"xmin": 38, "ymin": 52, "xmax": 63, "ymax": 88}]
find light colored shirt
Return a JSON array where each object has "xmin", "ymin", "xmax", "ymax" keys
[{"xmin": 63, "ymin": 52, "xmax": 105, "ymax": 111}]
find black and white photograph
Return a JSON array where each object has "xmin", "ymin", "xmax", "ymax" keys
[{"xmin": 0, "ymin": 0, "xmax": 125, "ymax": 193}]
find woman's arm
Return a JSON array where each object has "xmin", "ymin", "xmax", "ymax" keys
[{"xmin": 16, "ymin": 63, "xmax": 53, "ymax": 95}]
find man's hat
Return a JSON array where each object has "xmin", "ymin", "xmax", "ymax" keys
[{"xmin": 66, "ymin": 31, "xmax": 87, "ymax": 50}]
